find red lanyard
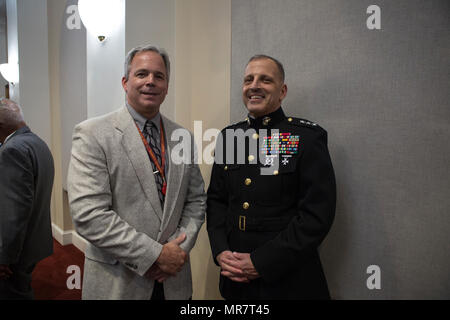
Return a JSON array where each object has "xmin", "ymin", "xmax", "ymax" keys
[{"xmin": 135, "ymin": 119, "xmax": 167, "ymax": 196}]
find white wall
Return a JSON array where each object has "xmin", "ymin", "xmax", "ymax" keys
[
  {"xmin": 59, "ymin": 0, "xmax": 87, "ymax": 191},
  {"xmin": 86, "ymin": 0, "xmax": 125, "ymax": 118},
  {"xmin": 125, "ymin": 0, "xmax": 175, "ymax": 121},
  {"xmin": 84, "ymin": 0, "xmax": 176, "ymax": 120}
]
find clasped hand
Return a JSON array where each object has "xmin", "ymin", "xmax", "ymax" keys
[
  {"xmin": 145, "ymin": 233, "xmax": 188, "ymax": 283},
  {"xmin": 217, "ymin": 250, "xmax": 260, "ymax": 283}
]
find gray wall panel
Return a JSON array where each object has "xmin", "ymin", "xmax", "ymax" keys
[{"xmin": 231, "ymin": 0, "xmax": 450, "ymax": 299}]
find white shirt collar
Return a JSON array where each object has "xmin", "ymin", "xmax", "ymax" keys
[{"xmin": 3, "ymin": 130, "xmax": 17, "ymax": 144}]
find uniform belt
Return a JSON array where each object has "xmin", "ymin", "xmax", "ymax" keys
[{"xmin": 227, "ymin": 214, "xmax": 293, "ymax": 232}]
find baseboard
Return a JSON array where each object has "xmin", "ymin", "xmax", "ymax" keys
[
  {"xmin": 52, "ymin": 223, "xmax": 87, "ymax": 253},
  {"xmin": 51, "ymin": 223, "xmax": 72, "ymax": 245}
]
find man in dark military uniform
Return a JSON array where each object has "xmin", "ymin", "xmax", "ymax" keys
[{"xmin": 206, "ymin": 55, "xmax": 336, "ymax": 299}]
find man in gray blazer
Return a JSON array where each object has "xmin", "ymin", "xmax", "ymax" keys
[
  {"xmin": 67, "ymin": 45, "xmax": 206, "ymax": 300},
  {"xmin": 0, "ymin": 99, "xmax": 54, "ymax": 299}
]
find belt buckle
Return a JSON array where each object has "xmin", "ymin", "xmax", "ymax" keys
[{"xmin": 239, "ymin": 215, "xmax": 246, "ymax": 231}]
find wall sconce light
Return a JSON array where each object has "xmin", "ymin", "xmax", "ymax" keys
[
  {"xmin": 0, "ymin": 63, "xmax": 19, "ymax": 85},
  {"xmin": 78, "ymin": 0, "xmax": 122, "ymax": 42}
]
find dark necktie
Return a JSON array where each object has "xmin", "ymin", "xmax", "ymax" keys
[{"xmin": 143, "ymin": 121, "xmax": 165, "ymax": 205}]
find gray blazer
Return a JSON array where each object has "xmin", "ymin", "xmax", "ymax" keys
[
  {"xmin": 67, "ymin": 107, "xmax": 206, "ymax": 300},
  {"xmin": 0, "ymin": 126, "xmax": 54, "ymax": 268}
]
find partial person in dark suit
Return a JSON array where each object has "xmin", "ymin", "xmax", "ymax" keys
[
  {"xmin": 0, "ymin": 99, "xmax": 55, "ymax": 299},
  {"xmin": 207, "ymin": 55, "xmax": 336, "ymax": 299}
]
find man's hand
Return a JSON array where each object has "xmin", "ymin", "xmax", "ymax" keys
[
  {"xmin": 0, "ymin": 264, "xmax": 12, "ymax": 280},
  {"xmin": 232, "ymin": 252, "xmax": 260, "ymax": 280},
  {"xmin": 155, "ymin": 233, "xmax": 188, "ymax": 276},
  {"xmin": 145, "ymin": 264, "xmax": 171, "ymax": 283},
  {"xmin": 217, "ymin": 250, "xmax": 249, "ymax": 283}
]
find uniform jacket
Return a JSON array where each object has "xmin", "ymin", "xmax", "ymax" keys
[
  {"xmin": 0, "ymin": 126, "xmax": 54, "ymax": 268},
  {"xmin": 207, "ymin": 107, "xmax": 336, "ymax": 299},
  {"xmin": 67, "ymin": 107, "xmax": 206, "ymax": 300}
]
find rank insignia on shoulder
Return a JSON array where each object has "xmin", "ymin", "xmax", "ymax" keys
[
  {"xmin": 260, "ymin": 132, "xmax": 300, "ymax": 155},
  {"xmin": 298, "ymin": 119, "xmax": 318, "ymax": 127}
]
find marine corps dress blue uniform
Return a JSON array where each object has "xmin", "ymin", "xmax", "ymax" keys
[{"xmin": 207, "ymin": 107, "xmax": 336, "ymax": 299}]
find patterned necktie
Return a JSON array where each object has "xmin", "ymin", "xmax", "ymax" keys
[{"xmin": 143, "ymin": 121, "xmax": 165, "ymax": 205}]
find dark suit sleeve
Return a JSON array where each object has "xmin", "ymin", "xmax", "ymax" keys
[
  {"xmin": 0, "ymin": 146, "xmax": 34, "ymax": 265},
  {"xmin": 251, "ymin": 129, "xmax": 336, "ymax": 283},
  {"xmin": 206, "ymin": 159, "xmax": 230, "ymax": 265}
]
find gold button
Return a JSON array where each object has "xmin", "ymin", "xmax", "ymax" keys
[
  {"xmin": 273, "ymin": 170, "xmax": 279, "ymax": 176},
  {"xmin": 248, "ymin": 155, "xmax": 255, "ymax": 162},
  {"xmin": 252, "ymin": 133, "xmax": 259, "ymax": 140},
  {"xmin": 243, "ymin": 202, "xmax": 250, "ymax": 210},
  {"xmin": 224, "ymin": 166, "xmax": 228, "ymax": 171},
  {"xmin": 288, "ymin": 117, "xmax": 293, "ymax": 122},
  {"xmin": 245, "ymin": 178, "xmax": 252, "ymax": 186}
]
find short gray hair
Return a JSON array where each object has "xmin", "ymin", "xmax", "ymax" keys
[
  {"xmin": 124, "ymin": 45, "xmax": 171, "ymax": 82},
  {"xmin": 247, "ymin": 54, "xmax": 285, "ymax": 82},
  {"xmin": 0, "ymin": 99, "xmax": 25, "ymax": 125}
]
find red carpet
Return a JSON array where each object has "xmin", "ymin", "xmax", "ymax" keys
[{"xmin": 31, "ymin": 239, "xmax": 84, "ymax": 300}]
